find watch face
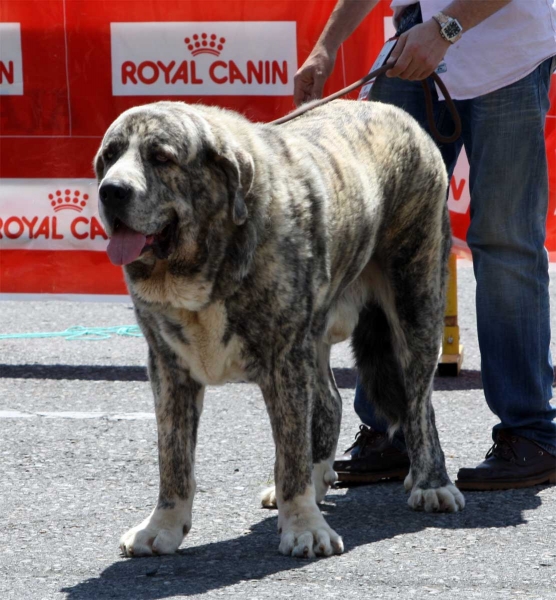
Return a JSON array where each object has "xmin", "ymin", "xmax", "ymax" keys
[{"xmin": 444, "ymin": 21, "xmax": 462, "ymax": 39}]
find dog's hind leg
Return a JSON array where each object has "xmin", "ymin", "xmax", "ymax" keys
[
  {"xmin": 393, "ymin": 213, "xmax": 464, "ymax": 512},
  {"xmin": 352, "ymin": 248, "xmax": 464, "ymax": 513},
  {"xmin": 260, "ymin": 346, "xmax": 344, "ymax": 558},
  {"xmin": 397, "ymin": 311, "xmax": 465, "ymax": 513}
]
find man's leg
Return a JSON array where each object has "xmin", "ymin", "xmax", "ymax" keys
[{"xmin": 456, "ymin": 58, "xmax": 556, "ymax": 490}]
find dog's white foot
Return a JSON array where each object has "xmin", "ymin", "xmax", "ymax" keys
[
  {"xmin": 407, "ymin": 483, "xmax": 465, "ymax": 513},
  {"xmin": 261, "ymin": 486, "xmax": 277, "ymax": 509},
  {"xmin": 278, "ymin": 488, "xmax": 343, "ymax": 558},
  {"xmin": 312, "ymin": 460, "xmax": 337, "ymax": 504},
  {"xmin": 119, "ymin": 501, "xmax": 192, "ymax": 557},
  {"xmin": 279, "ymin": 509, "xmax": 344, "ymax": 558}
]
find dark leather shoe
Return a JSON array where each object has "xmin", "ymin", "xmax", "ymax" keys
[
  {"xmin": 455, "ymin": 431, "xmax": 556, "ymax": 491},
  {"xmin": 333, "ymin": 425, "xmax": 410, "ymax": 483}
]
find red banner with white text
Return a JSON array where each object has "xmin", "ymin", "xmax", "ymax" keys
[{"xmin": 1, "ymin": 0, "xmax": 555, "ymax": 299}]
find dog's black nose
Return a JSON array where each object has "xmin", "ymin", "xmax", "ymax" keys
[{"xmin": 99, "ymin": 181, "xmax": 132, "ymax": 213}]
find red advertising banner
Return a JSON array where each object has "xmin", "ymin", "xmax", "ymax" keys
[{"xmin": 0, "ymin": 0, "xmax": 555, "ymax": 299}]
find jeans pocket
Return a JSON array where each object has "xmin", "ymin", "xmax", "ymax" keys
[{"xmin": 538, "ymin": 57, "xmax": 554, "ymax": 112}]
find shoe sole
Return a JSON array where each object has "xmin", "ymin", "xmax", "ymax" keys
[
  {"xmin": 336, "ymin": 468, "xmax": 410, "ymax": 484},
  {"xmin": 455, "ymin": 470, "xmax": 556, "ymax": 491}
]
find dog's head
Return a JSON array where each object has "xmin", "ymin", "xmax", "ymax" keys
[{"xmin": 94, "ymin": 102, "xmax": 254, "ymax": 268}]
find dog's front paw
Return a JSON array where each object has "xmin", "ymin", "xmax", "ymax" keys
[
  {"xmin": 120, "ymin": 503, "xmax": 192, "ymax": 557},
  {"xmin": 279, "ymin": 516, "xmax": 344, "ymax": 558},
  {"xmin": 278, "ymin": 495, "xmax": 343, "ymax": 558},
  {"xmin": 120, "ymin": 521, "xmax": 183, "ymax": 557},
  {"xmin": 407, "ymin": 483, "xmax": 465, "ymax": 513}
]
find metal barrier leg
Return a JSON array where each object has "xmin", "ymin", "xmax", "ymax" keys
[{"xmin": 438, "ymin": 253, "xmax": 464, "ymax": 376}]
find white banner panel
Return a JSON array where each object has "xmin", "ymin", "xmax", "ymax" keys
[
  {"xmin": 111, "ymin": 21, "xmax": 297, "ymax": 96},
  {"xmin": 0, "ymin": 179, "xmax": 106, "ymax": 251},
  {"xmin": 0, "ymin": 23, "xmax": 24, "ymax": 95}
]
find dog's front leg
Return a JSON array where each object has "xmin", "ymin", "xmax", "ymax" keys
[
  {"xmin": 120, "ymin": 348, "xmax": 204, "ymax": 557},
  {"xmin": 261, "ymin": 359, "xmax": 344, "ymax": 558}
]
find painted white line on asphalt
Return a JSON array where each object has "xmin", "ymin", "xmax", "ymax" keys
[
  {"xmin": 0, "ymin": 410, "xmax": 154, "ymax": 420},
  {"xmin": 0, "ymin": 410, "xmax": 35, "ymax": 418},
  {"xmin": 37, "ymin": 411, "xmax": 106, "ymax": 419},
  {"xmin": 110, "ymin": 413, "xmax": 155, "ymax": 420}
]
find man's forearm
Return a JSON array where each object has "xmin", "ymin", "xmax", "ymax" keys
[
  {"xmin": 314, "ymin": 0, "xmax": 380, "ymax": 55},
  {"xmin": 315, "ymin": 0, "xmax": 511, "ymax": 55},
  {"xmin": 441, "ymin": 0, "xmax": 512, "ymax": 33}
]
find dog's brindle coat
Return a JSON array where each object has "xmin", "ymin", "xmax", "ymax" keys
[{"xmin": 95, "ymin": 99, "xmax": 465, "ymax": 559}]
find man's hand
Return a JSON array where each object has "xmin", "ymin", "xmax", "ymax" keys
[
  {"xmin": 293, "ymin": 47, "xmax": 337, "ymax": 107},
  {"xmin": 387, "ymin": 19, "xmax": 450, "ymax": 81},
  {"xmin": 292, "ymin": 0, "xmax": 378, "ymax": 106}
]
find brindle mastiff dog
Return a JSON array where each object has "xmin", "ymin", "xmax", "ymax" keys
[{"xmin": 95, "ymin": 99, "xmax": 465, "ymax": 559}]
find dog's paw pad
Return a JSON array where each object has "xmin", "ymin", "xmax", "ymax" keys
[
  {"xmin": 279, "ymin": 527, "xmax": 343, "ymax": 558},
  {"xmin": 408, "ymin": 484, "xmax": 465, "ymax": 513},
  {"xmin": 120, "ymin": 531, "xmax": 155, "ymax": 558},
  {"xmin": 312, "ymin": 461, "xmax": 338, "ymax": 504},
  {"xmin": 120, "ymin": 519, "xmax": 185, "ymax": 558},
  {"xmin": 261, "ymin": 486, "xmax": 278, "ymax": 509},
  {"xmin": 324, "ymin": 470, "xmax": 338, "ymax": 485},
  {"xmin": 278, "ymin": 520, "xmax": 343, "ymax": 558}
]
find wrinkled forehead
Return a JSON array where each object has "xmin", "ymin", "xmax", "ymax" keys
[{"xmin": 102, "ymin": 104, "xmax": 210, "ymax": 161}]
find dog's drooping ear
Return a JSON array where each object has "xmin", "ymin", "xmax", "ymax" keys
[
  {"xmin": 218, "ymin": 146, "xmax": 255, "ymax": 226},
  {"xmin": 93, "ymin": 150, "xmax": 105, "ymax": 181}
]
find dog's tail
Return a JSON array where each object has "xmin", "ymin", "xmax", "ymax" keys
[
  {"xmin": 350, "ymin": 259, "xmax": 411, "ymax": 435},
  {"xmin": 351, "ymin": 299, "xmax": 408, "ymax": 436}
]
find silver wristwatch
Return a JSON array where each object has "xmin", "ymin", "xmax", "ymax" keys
[{"xmin": 432, "ymin": 12, "xmax": 463, "ymax": 44}]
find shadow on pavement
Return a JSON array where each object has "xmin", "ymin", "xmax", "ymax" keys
[
  {"xmin": 61, "ymin": 483, "xmax": 546, "ymax": 599},
  {"xmin": 0, "ymin": 363, "xmax": 149, "ymax": 382},
  {"xmin": 333, "ymin": 367, "xmax": 484, "ymax": 390},
  {"xmin": 0, "ymin": 363, "xmax": 485, "ymax": 391}
]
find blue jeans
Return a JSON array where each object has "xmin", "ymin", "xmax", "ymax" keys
[{"xmin": 355, "ymin": 57, "xmax": 556, "ymax": 455}]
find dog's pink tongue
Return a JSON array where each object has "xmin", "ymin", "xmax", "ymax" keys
[{"xmin": 106, "ymin": 223, "xmax": 147, "ymax": 266}]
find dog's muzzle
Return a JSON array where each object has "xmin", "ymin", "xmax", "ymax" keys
[{"xmin": 99, "ymin": 180, "xmax": 133, "ymax": 223}]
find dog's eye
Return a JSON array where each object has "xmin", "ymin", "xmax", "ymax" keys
[
  {"xmin": 154, "ymin": 153, "xmax": 170, "ymax": 164},
  {"xmin": 103, "ymin": 148, "xmax": 117, "ymax": 161}
]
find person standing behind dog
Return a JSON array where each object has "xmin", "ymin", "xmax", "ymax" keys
[{"xmin": 294, "ymin": 0, "xmax": 556, "ymax": 490}]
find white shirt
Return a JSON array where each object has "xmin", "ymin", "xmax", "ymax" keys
[{"xmin": 389, "ymin": 0, "xmax": 556, "ymax": 99}]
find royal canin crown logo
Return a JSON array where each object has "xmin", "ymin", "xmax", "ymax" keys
[
  {"xmin": 49, "ymin": 189, "xmax": 90, "ymax": 213},
  {"xmin": 184, "ymin": 33, "xmax": 226, "ymax": 57}
]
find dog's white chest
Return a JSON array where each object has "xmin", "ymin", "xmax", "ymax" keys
[{"xmin": 158, "ymin": 302, "xmax": 246, "ymax": 386}]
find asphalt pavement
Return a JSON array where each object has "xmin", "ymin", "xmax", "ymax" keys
[{"xmin": 0, "ymin": 262, "xmax": 555, "ymax": 600}]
